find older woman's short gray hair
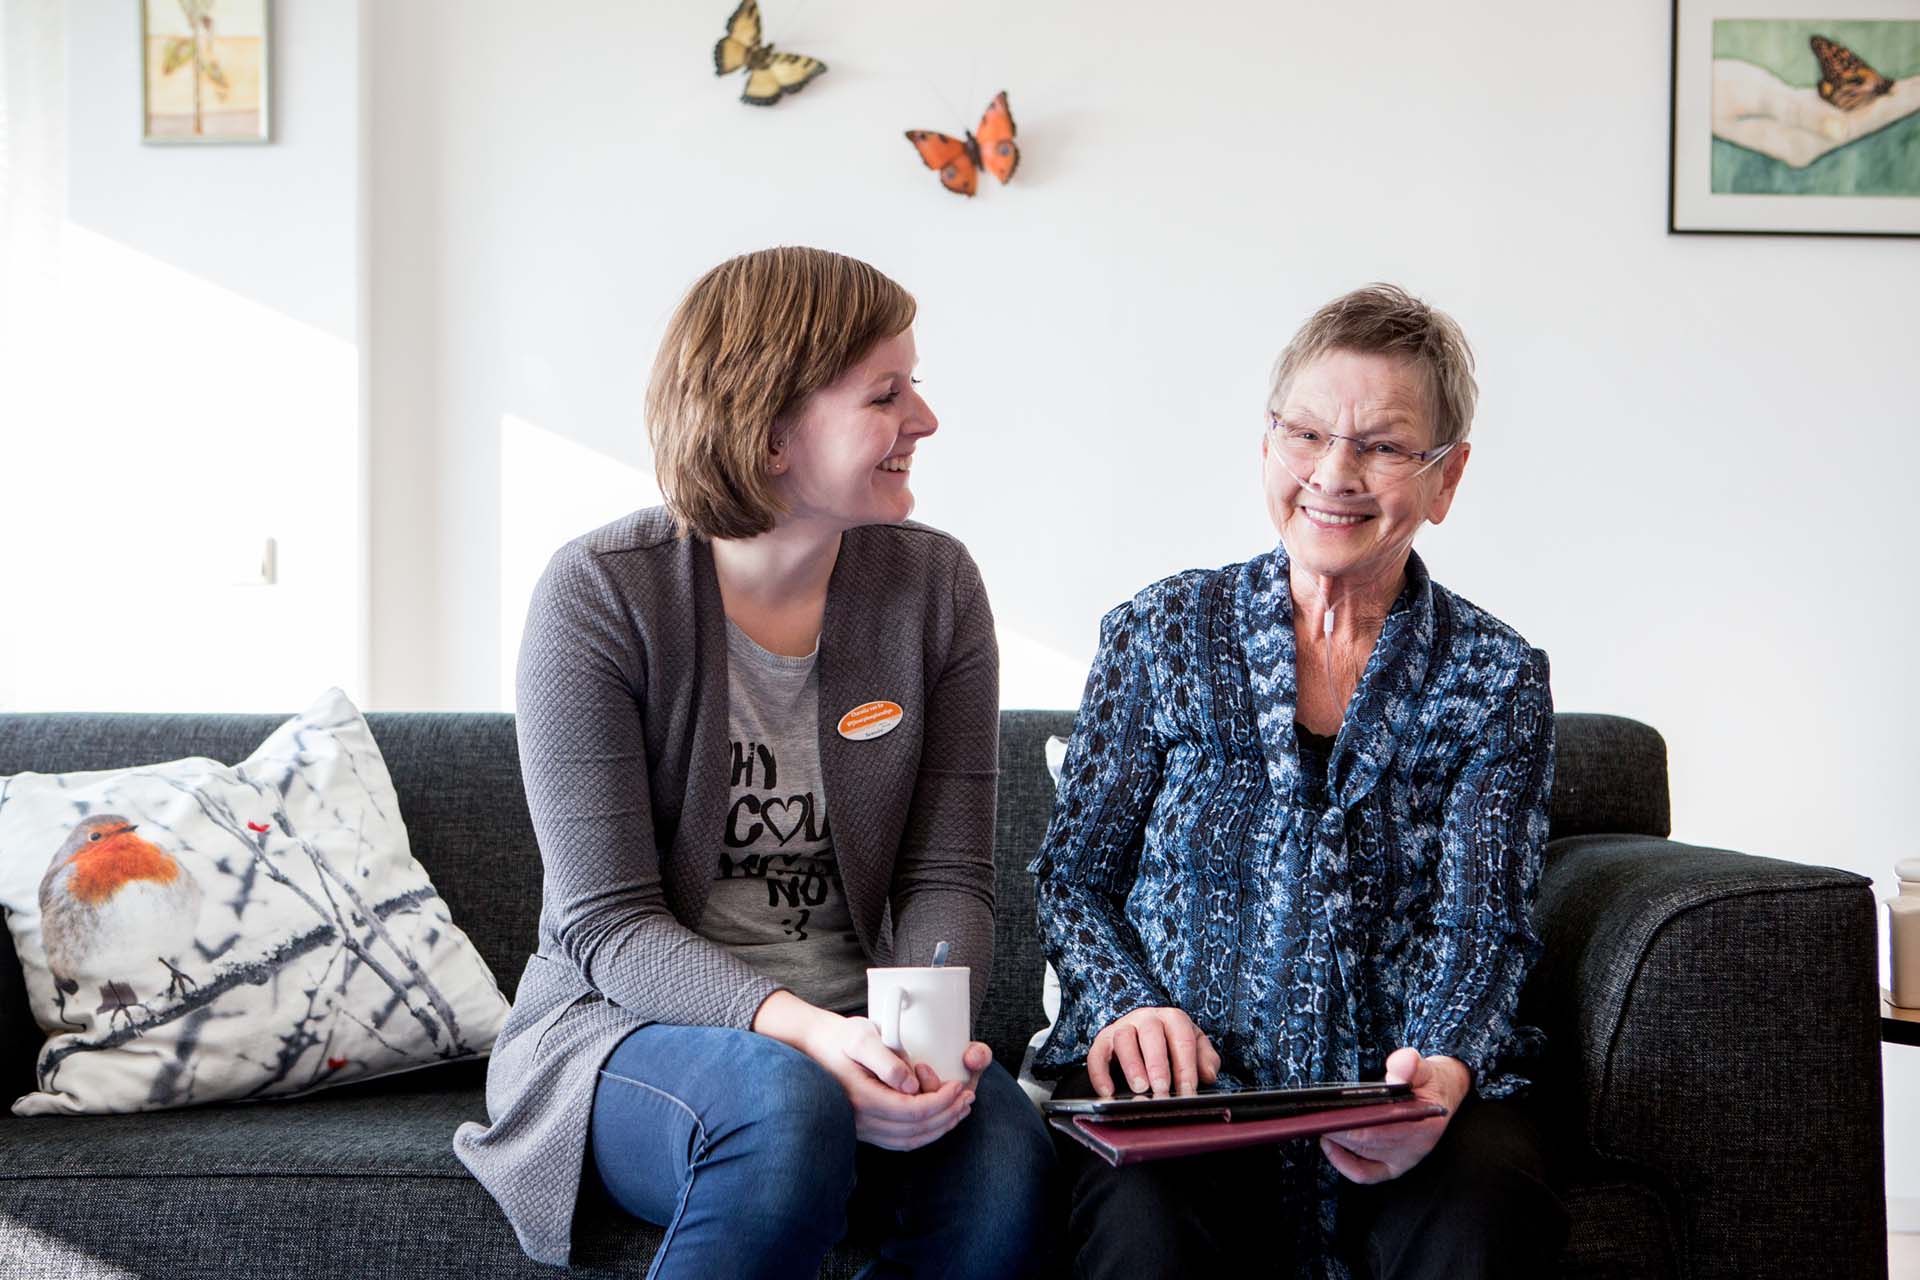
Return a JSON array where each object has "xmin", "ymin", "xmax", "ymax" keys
[{"xmin": 1268, "ymin": 284, "xmax": 1479, "ymax": 448}]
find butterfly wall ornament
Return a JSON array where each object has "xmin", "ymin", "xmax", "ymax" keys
[
  {"xmin": 905, "ymin": 91, "xmax": 1019, "ymax": 197},
  {"xmin": 1809, "ymin": 35, "xmax": 1895, "ymax": 112},
  {"xmin": 713, "ymin": 0, "xmax": 827, "ymax": 107}
]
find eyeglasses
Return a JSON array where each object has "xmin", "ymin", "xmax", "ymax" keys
[{"xmin": 1266, "ymin": 413, "xmax": 1454, "ymax": 482}]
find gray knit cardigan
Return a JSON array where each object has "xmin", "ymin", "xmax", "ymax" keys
[{"xmin": 453, "ymin": 507, "xmax": 1000, "ymax": 1265}]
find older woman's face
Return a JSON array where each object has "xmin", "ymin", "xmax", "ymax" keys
[{"xmin": 1262, "ymin": 349, "xmax": 1468, "ymax": 586}]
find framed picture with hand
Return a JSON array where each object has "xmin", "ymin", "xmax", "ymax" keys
[{"xmin": 1668, "ymin": 0, "xmax": 1919, "ymax": 235}]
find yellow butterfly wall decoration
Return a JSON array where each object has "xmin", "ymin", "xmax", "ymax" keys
[{"xmin": 713, "ymin": 0, "xmax": 828, "ymax": 107}]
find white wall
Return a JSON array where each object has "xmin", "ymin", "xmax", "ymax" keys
[
  {"xmin": 360, "ymin": 0, "xmax": 1920, "ymax": 1208},
  {"xmin": 1, "ymin": 0, "xmax": 364, "ymax": 713}
]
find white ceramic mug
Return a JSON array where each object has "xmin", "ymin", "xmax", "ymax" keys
[{"xmin": 866, "ymin": 965, "xmax": 971, "ymax": 1084}]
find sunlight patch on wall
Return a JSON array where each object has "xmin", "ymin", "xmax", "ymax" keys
[
  {"xmin": 498, "ymin": 414, "xmax": 660, "ymax": 709},
  {"xmin": 996, "ymin": 627, "xmax": 1090, "ymax": 712},
  {"xmin": 2, "ymin": 222, "xmax": 359, "ymax": 712}
]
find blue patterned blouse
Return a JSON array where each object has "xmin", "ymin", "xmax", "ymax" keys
[{"xmin": 1031, "ymin": 544, "xmax": 1553, "ymax": 1101}]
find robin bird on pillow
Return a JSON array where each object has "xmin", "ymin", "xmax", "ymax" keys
[{"xmin": 39, "ymin": 814, "xmax": 204, "ymax": 1030}]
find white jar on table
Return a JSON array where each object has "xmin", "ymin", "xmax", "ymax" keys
[{"xmin": 1891, "ymin": 858, "xmax": 1920, "ymax": 1009}]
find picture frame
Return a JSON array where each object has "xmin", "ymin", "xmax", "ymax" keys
[
  {"xmin": 141, "ymin": 0, "xmax": 271, "ymax": 145},
  {"xmin": 1668, "ymin": 0, "xmax": 1920, "ymax": 237}
]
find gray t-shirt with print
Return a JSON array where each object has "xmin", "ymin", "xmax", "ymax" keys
[{"xmin": 697, "ymin": 619, "xmax": 869, "ymax": 1015}]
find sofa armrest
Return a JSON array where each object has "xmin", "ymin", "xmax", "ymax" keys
[{"xmin": 1529, "ymin": 834, "xmax": 1886, "ymax": 1280}]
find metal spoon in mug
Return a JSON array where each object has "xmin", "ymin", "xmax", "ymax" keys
[{"xmin": 931, "ymin": 940, "xmax": 950, "ymax": 967}]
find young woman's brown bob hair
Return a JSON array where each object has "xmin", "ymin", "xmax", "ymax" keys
[{"xmin": 646, "ymin": 247, "xmax": 917, "ymax": 540}]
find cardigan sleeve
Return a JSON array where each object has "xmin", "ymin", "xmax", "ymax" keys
[
  {"xmin": 1028, "ymin": 598, "xmax": 1174, "ymax": 1072},
  {"xmin": 1400, "ymin": 646, "xmax": 1554, "ymax": 1093},
  {"xmin": 516, "ymin": 541, "xmax": 784, "ymax": 1030},
  {"xmin": 888, "ymin": 551, "xmax": 1000, "ymax": 1027}
]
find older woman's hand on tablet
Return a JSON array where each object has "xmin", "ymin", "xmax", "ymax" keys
[
  {"xmin": 1086, "ymin": 1006, "xmax": 1224, "ymax": 1098},
  {"xmin": 1319, "ymin": 1048, "xmax": 1471, "ymax": 1183}
]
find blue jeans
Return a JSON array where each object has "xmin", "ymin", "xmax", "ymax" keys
[{"xmin": 589, "ymin": 1024, "xmax": 1057, "ymax": 1280}]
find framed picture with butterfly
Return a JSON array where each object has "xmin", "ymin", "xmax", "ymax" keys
[{"xmin": 1669, "ymin": 0, "xmax": 1920, "ymax": 235}]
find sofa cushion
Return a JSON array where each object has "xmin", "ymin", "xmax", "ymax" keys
[
  {"xmin": 2, "ymin": 1065, "xmax": 488, "ymax": 1180},
  {"xmin": 0, "ymin": 1056, "xmax": 874, "ymax": 1280},
  {"xmin": 0, "ymin": 711, "xmax": 543, "ymax": 999},
  {"xmin": 0, "ymin": 691, "xmax": 510, "ymax": 1116},
  {"xmin": 0, "ymin": 1176, "xmax": 876, "ymax": 1280},
  {"xmin": 351, "ymin": 713, "xmax": 544, "ymax": 994}
]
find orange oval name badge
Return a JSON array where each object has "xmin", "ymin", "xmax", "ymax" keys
[{"xmin": 838, "ymin": 700, "xmax": 904, "ymax": 742}]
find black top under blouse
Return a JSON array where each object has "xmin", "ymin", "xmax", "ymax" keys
[{"xmin": 1294, "ymin": 721, "xmax": 1336, "ymax": 807}]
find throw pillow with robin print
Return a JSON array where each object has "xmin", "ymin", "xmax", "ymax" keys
[{"xmin": 0, "ymin": 688, "xmax": 509, "ymax": 1115}]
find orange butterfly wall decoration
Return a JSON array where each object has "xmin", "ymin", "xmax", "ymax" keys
[{"xmin": 905, "ymin": 91, "xmax": 1019, "ymax": 197}]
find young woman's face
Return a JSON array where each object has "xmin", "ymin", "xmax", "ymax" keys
[{"xmin": 772, "ymin": 329, "xmax": 936, "ymax": 531}]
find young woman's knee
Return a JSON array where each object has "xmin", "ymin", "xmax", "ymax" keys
[{"xmin": 710, "ymin": 1036, "xmax": 858, "ymax": 1188}]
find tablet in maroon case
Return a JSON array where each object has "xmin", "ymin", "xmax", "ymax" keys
[{"xmin": 1051, "ymin": 1099, "xmax": 1448, "ymax": 1167}]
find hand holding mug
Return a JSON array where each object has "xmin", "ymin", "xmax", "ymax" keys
[
  {"xmin": 817, "ymin": 1009, "xmax": 975, "ymax": 1151},
  {"xmin": 911, "ymin": 1041, "xmax": 994, "ymax": 1095},
  {"xmin": 753, "ymin": 991, "xmax": 972, "ymax": 1152}
]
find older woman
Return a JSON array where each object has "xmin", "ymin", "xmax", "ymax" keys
[
  {"xmin": 456, "ymin": 246, "xmax": 1053, "ymax": 1277},
  {"xmin": 1033, "ymin": 285, "xmax": 1568, "ymax": 1278}
]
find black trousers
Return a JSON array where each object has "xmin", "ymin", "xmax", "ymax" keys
[{"xmin": 1052, "ymin": 1071, "xmax": 1569, "ymax": 1279}]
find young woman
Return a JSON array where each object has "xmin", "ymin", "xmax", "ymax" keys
[{"xmin": 456, "ymin": 247, "xmax": 1054, "ymax": 1278}]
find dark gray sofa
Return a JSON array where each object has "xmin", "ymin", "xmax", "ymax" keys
[{"xmin": 0, "ymin": 710, "xmax": 1887, "ymax": 1278}]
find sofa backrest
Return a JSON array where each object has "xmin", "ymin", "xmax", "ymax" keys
[
  {"xmin": 0, "ymin": 707, "xmax": 1666, "ymax": 1098},
  {"xmin": 1546, "ymin": 713, "xmax": 1671, "ymax": 840},
  {"xmin": 979, "ymin": 711, "xmax": 1076, "ymax": 1068}
]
